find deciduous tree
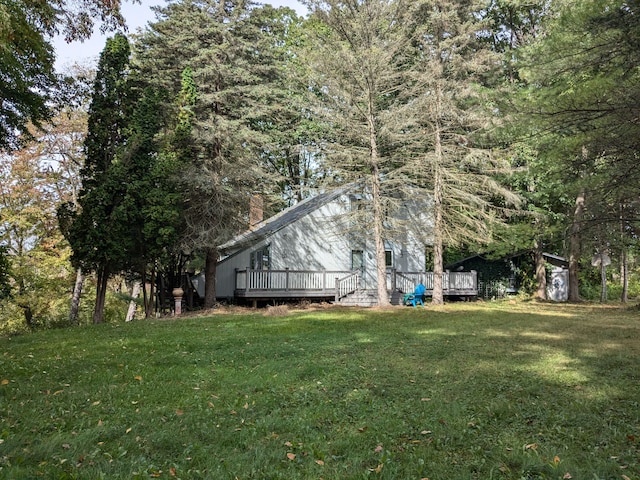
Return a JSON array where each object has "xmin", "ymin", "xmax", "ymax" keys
[{"xmin": 0, "ymin": 0, "xmax": 128, "ymax": 151}]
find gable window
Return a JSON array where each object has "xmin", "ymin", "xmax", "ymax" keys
[
  {"xmin": 384, "ymin": 241, "xmax": 393, "ymax": 269},
  {"xmin": 385, "ymin": 249, "xmax": 393, "ymax": 269},
  {"xmin": 250, "ymin": 245, "xmax": 270, "ymax": 270}
]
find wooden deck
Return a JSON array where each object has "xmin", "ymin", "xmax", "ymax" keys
[{"xmin": 233, "ymin": 268, "xmax": 478, "ymax": 302}]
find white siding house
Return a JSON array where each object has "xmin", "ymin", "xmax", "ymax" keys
[{"xmin": 214, "ymin": 186, "xmax": 431, "ymax": 304}]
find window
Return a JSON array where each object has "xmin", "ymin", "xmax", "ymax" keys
[
  {"xmin": 385, "ymin": 249, "xmax": 393, "ymax": 268},
  {"xmin": 250, "ymin": 245, "xmax": 271, "ymax": 270}
]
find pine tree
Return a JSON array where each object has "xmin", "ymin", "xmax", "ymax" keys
[
  {"xmin": 302, "ymin": 0, "xmax": 420, "ymax": 306},
  {"xmin": 305, "ymin": 0, "xmax": 520, "ymax": 305},
  {"xmin": 134, "ymin": 0, "xmax": 298, "ymax": 306},
  {"xmin": 402, "ymin": 0, "xmax": 521, "ymax": 305},
  {"xmin": 519, "ymin": 0, "xmax": 640, "ymax": 301}
]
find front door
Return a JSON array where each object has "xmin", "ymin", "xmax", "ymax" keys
[{"xmin": 351, "ymin": 249, "xmax": 364, "ymax": 287}]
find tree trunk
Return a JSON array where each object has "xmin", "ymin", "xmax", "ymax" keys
[
  {"xmin": 621, "ymin": 249, "xmax": 628, "ymax": 303},
  {"xmin": 620, "ymin": 204, "xmax": 628, "ymax": 303},
  {"xmin": 534, "ymin": 241, "xmax": 547, "ymax": 300},
  {"xmin": 204, "ymin": 247, "xmax": 217, "ymax": 309},
  {"xmin": 141, "ymin": 267, "xmax": 155, "ymax": 318},
  {"xmin": 18, "ymin": 303, "xmax": 34, "ymax": 329},
  {"xmin": 69, "ymin": 267, "xmax": 85, "ymax": 325},
  {"xmin": 368, "ymin": 102, "xmax": 390, "ymax": 307},
  {"xmin": 431, "ymin": 90, "xmax": 444, "ymax": 306},
  {"xmin": 126, "ymin": 281, "xmax": 141, "ymax": 322},
  {"xmin": 372, "ymin": 174, "xmax": 390, "ymax": 307},
  {"xmin": 568, "ymin": 190, "xmax": 584, "ymax": 302},
  {"xmin": 93, "ymin": 265, "xmax": 109, "ymax": 324}
]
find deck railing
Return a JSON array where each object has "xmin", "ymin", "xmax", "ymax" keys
[
  {"xmin": 234, "ymin": 268, "xmax": 477, "ymax": 299},
  {"xmin": 235, "ymin": 268, "xmax": 353, "ymax": 296},
  {"xmin": 392, "ymin": 270, "xmax": 477, "ymax": 294}
]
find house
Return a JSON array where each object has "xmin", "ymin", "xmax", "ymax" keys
[
  {"xmin": 445, "ymin": 252, "xmax": 569, "ymax": 301},
  {"xmin": 445, "ymin": 254, "xmax": 519, "ymax": 300},
  {"xmin": 215, "ymin": 186, "xmax": 477, "ymax": 306}
]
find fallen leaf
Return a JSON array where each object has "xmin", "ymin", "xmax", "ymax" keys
[
  {"xmin": 134, "ymin": 375, "xmax": 142, "ymax": 381},
  {"xmin": 92, "ymin": 401, "xmax": 100, "ymax": 406},
  {"xmin": 208, "ymin": 402, "xmax": 214, "ymax": 408},
  {"xmin": 315, "ymin": 460, "xmax": 324, "ymax": 466},
  {"xmin": 553, "ymin": 455, "xmax": 561, "ymax": 465},
  {"xmin": 125, "ymin": 427, "xmax": 132, "ymax": 434},
  {"xmin": 358, "ymin": 426, "xmax": 368, "ymax": 433},
  {"xmin": 175, "ymin": 409, "xmax": 184, "ymax": 416},
  {"xmin": 97, "ymin": 420, "xmax": 103, "ymax": 426},
  {"xmin": 287, "ymin": 452, "xmax": 296, "ymax": 460},
  {"xmin": 62, "ymin": 444, "xmax": 70, "ymax": 449},
  {"xmin": 420, "ymin": 430, "xmax": 432, "ymax": 435},
  {"xmin": 1, "ymin": 379, "xmax": 8, "ymax": 385},
  {"xmin": 421, "ymin": 397, "xmax": 431, "ymax": 402},
  {"xmin": 525, "ymin": 443, "xmax": 538, "ymax": 450},
  {"xmin": 563, "ymin": 474, "xmax": 572, "ymax": 479},
  {"xmin": 374, "ymin": 445, "xmax": 383, "ymax": 453},
  {"xmin": 169, "ymin": 467, "xmax": 177, "ymax": 477},
  {"xmin": 284, "ymin": 441, "xmax": 293, "ymax": 447},
  {"xmin": 369, "ymin": 463, "xmax": 383, "ymax": 473},
  {"xmin": 622, "ymin": 476, "xmax": 631, "ymax": 480},
  {"xmin": 243, "ymin": 402, "xmax": 249, "ymax": 409}
]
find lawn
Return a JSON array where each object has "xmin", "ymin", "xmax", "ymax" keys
[{"xmin": 0, "ymin": 301, "xmax": 639, "ymax": 479}]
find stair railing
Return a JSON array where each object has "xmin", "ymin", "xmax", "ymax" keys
[{"xmin": 335, "ymin": 271, "xmax": 360, "ymax": 302}]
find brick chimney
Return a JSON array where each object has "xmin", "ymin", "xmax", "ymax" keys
[{"xmin": 249, "ymin": 194, "xmax": 263, "ymax": 227}]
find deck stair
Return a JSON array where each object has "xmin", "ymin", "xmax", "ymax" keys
[{"xmin": 337, "ymin": 289, "xmax": 378, "ymax": 307}]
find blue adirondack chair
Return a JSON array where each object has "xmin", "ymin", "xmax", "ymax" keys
[{"xmin": 404, "ymin": 282, "xmax": 426, "ymax": 307}]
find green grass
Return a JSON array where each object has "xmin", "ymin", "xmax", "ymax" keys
[{"xmin": 1, "ymin": 301, "xmax": 639, "ymax": 479}]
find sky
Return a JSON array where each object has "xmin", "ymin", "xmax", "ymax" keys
[{"xmin": 53, "ymin": 0, "xmax": 308, "ymax": 72}]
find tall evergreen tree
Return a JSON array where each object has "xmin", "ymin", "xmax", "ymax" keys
[
  {"xmin": 519, "ymin": 0, "xmax": 640, "ymax": 301},
  {"xmin": 134, "ymin": 0, "xmax": 298, "ymax": 307},
  {"xmin": 303, "ymin": 0, "xmax": 417, "ymax": 306},
  {"xmin": 62, "ymin": 34, "xmax": 134, "ymax": 324},
  {"xmin": 404, "ymin": 0, "xmax": 521, "ymax": 304}
]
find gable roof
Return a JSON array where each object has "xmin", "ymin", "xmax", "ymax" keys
[{"xmin": 218, "ymin": 186, "xmax": 348, "ymax": 255}]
